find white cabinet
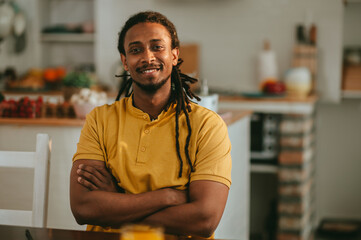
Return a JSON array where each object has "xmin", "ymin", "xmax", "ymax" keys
[{"xmin": 215, "ymin": 115, "xmax": 251, "ymax": 239}]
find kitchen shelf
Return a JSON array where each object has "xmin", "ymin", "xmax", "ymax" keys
[
  {"xmin": 342, "ymin": 90, "xmax": 361, "ymax": 99},
  {"xmin": 41, "ymin": 33, "xmax": 95, "ymax": 43},
  {"xmin": 250, "ymin": 164, "xmax": 278, "ymax": 174}
]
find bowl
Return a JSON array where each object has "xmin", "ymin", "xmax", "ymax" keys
[{"xmin": 72, "ymin": 102, "xmax": 99, "ymax": 119}]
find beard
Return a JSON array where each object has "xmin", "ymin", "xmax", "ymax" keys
[
  {"xmin": 132, "ymin": 62, "xmax": 171, "ymax": 94},
  {"xmin": 132, "ymin": 75, "xmax": 170, "ymax": 94}
]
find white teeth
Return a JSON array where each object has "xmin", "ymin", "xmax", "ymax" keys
[{"xmin": 143, "ymin": 69, "xmax": 157, "ymax": 73}]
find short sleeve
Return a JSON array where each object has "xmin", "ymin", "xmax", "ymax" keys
[
  {"xmin": 72, "ymin": 109, "xmax": 105, "ymax": 162},
  {"xmin": 190, "ymin": 114, "xmax": 232, "ymax": 188}
]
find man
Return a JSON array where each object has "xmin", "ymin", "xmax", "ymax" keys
[{"xmin": 70, "ymin": 11, "xmax": 232, "ymax": 238}]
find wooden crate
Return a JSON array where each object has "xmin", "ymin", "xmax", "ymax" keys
[{"xmin": 342, "ymin": 65, "xmax": 361, "ymax": 90}]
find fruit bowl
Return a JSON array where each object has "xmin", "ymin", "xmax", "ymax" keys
[
  {"xmin": 70, "ymin": 88, "xmax": 107, "ymax": 119},
  {"xmin": 72, "ymin": 102, "xmax": 99, "ymax": 119}
]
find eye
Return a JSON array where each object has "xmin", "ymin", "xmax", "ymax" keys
[
  {"xmin": 153, "ymin": 45, "xmax": 164, "ymax": 51},
  {"xmin": 129, "ymin": 47, "xmax": 141, "ymax": 54}
]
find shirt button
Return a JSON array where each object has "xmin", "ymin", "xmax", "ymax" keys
[
  {"xmin": 141, "ymin": 147, "xmax": 146, "ymax": 152},
  {"xmin": 143, "ymin": 115, "xmax": 147, "ymax": 120},
  {"xmin": 144, "ymin": 129, "xmax": 150, "ymax": 134}
]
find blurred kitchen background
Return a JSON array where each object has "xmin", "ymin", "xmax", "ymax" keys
[{"xmin": 0, "ymin": 0, "xmax": 361, "ymax": 239}]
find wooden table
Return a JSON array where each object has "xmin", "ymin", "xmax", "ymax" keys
[{"xmin": 0, "ymin": 225, "xmax": 232, "ymax": 240}]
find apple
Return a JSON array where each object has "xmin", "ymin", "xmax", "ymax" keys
[{"xmin": 263, "ymin": 81, "xmax": 286, "ymax": 94}]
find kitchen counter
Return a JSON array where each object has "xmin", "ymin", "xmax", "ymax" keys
[
  {"xmin": 220, "ymin": 94, "xmax": 317, "ymax": 103},
  {"xmin": 0, "ymin": 118, "xmax": 85, "ymax": 126},
  {"xmin": 0, "ymin": 110, "xmax": 251, "ymax": 127},
  {"xmin": 219, "ymin": 94, "xmax": 318, "ymax": 114}
]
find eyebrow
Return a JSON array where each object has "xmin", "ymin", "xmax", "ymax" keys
[{"xmin": 128, "ymin": 39, "xmax": 164, "ymax": 47}]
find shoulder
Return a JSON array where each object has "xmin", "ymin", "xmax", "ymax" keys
[
  {"xmin": 86, "ymin": 98, "xmax": 127, "ymax": 123},
  {"xmin": 188, "ymin": 102, "xmax": 228, "ymax": 137},
  {"xmin": 189, "ymin": 102, "xmax": 225, "ymax": 127}
]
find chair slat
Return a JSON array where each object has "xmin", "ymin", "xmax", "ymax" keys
[
  {"xmin": 0, "ymin": 152, "xmax": 35, "ymax": 168},
  {"xmin": 0, "ymin": 134, "xmax": 50, "ymax": 228},
  {"xmin": 0, "ymin": 209, "xmax": 32, "ymax": 227}
]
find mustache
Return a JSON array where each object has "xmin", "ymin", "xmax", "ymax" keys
[{"xmin": 136, "ymin": 63, "xmax": 163, "ymax": 73}]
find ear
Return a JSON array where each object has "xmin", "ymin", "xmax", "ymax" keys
[
  {"xmin": 120, "ymin": 54, "xmax": 129, "ymax": 71},
  {"xmin": 171, "ymin": 47, "xmax": 179, "ymax": 66}
]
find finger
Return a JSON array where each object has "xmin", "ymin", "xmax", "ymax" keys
[
  {"xmin": 80, "ymin": 164, "xmax": 115, "ymax": 185},
  {"xmin": 77, "ymin": 176, "xmax": 98, "ymax": 191},
  {"xmin": 94, "ymin": 165, "xmax": 114, "ymax": 179},
  {"xmin": 77, "ymin": 168, "xmax": 103, "ymax": 188},
  {"xmin": 78, "ymin": 164, "xmax": 107, "ymax": 183}
]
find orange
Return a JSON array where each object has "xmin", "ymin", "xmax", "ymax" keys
[
  {"xmin": 56, "ymin": 67, "xmax": 67, "ymax": 79},
  {"xmin": 43, "ymin": 68, "xmax": 58, "ymax": 82}
]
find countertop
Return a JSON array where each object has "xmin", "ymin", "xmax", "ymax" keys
[
  {"xmin": 219, "ymin": 94, "xmax": 318, "ymax": 103},
  {"xmin": 1, "ymin": 92, "xmax": 317, "ymax": 126},
  {"xmin": 0, "ymin": 110, "xmax": 252, "ymax": 127}
]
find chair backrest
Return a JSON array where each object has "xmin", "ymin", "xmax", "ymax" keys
[{"xmin": 0, "ymin": 134, "xmax": 51, "ymax": 227}]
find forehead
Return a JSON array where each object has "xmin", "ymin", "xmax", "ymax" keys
[{"xmin": 124, "ymin": 22, "xmax": 172, "ymax": 45}]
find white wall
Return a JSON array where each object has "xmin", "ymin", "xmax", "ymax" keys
[
  {"xmin": 0, "ymin": 0, "xmax": 345, "ymax": 100},
  {"xmin": 343, "ymin": 3, "xmax": 361, "ymax": 47},
  {"xmin": 316, "ymin": 100, "xmax": 361, "ymax": 220},
  {"xmin": 95, "ymin": 0, "xmax": 343, "ymax": 103}
]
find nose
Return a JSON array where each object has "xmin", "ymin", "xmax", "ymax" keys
[{"xmin": 141, "ymin": 48, "xmax": 156, "ymax": 64}]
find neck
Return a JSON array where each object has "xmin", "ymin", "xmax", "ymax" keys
[{"xmin": 132, "ymin": 81, "xmax": 172, "ymax": 120}]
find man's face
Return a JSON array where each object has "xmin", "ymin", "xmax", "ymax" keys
[{"xmin": 121, "ymin": 22, "xmax": 179, "ymax": 93}]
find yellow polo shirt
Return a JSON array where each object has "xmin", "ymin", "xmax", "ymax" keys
[{"xmin": 73, "ymin": 96, "xmax": 232, "ymax": 233}]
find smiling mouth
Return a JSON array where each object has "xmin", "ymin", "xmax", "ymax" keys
[
  {"xmin": 137, "ymin": 63, "xmax": 163, "ymax": 74},
  {"xmin": 141, "ymin": 68, "xmax": 159, "ymax": 74}
]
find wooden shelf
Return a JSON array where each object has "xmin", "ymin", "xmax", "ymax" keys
[
  {"xmin": 41, "ymin": 33, "xmax": 94, "ymax": 43},
  {"xmin": 250, "ymin": 164, "xmax": 278, "ymax": 174},
  {"xmin": 342, "ymin": 90, "xmax": 361, "ymax": 99}
]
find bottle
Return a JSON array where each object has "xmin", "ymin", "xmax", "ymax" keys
[
  {"xmin": 296, "ymin": 24, "xmax": 307, "ymax": 44},
  {"xmin": 257, "ymin": 40, "xmax": 279, "ymax": 90},
  {"xmin": 309, "ymin": 23, "xmax": 317, "ymax": 45},
  {"xmin": 200, "ymin": 78, "xmax": 209, "ymax": 96}
]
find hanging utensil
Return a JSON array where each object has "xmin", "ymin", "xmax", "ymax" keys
[
  {"xmin": 13, "ymin": 11, "xmax": 27, "ymax": 53},
  {"xmin": 0, "ymin": 2, "xmax": 15, "ymax": 43}
]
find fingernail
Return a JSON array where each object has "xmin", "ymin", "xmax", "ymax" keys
[
  {"xmin": 77, "ymin": 169, "xmax": 81, "ymax": 174},
  {"xmin": 78, "ymin": 177, "xmax": 82, "ymax": 182},
  {"xmin": 79, "ymin": 164, "xmax": 83, "ymax": 168}
]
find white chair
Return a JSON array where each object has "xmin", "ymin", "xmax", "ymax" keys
[{"xmin": 0, "ymin": 134, "xmax": 51, "ymax": 227}]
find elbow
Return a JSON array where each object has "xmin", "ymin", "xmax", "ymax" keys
[
  {"xmin": 194, "ymin": 212, "xmax": 220, "ymax": 238},
  {"xmin": 196, "ymin": 220, "xmax": 217, "ymax": 238},
  {"xmin": 70, "ymin": 201, "xmax": 94, "ymax": 225},
  {"xmin": 73, "ymin": 211, "xmax": 87, "ymax": 226},
  {"xmin": 71, "ymin": 206, "xmax": 87, "ymax": 225}
]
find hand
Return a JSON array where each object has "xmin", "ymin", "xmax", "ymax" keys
[{"xmin": 77, "ymin": 163, "xmax": 120, "ymax": 192}]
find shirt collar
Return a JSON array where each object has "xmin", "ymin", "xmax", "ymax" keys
[{"xmin": 126, "ymin": 94, "xmax": 177, "ymax": 122}]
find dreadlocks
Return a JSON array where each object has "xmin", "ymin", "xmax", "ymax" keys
[{"xmin": 116, "ymin": 11, "xmax": 200, "ymax": 177}]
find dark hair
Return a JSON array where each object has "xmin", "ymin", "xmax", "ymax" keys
[
  {"xmin": 118, "ymin": 11, "xmax": 179, "ymax": 56},
  {"xmin": 116, "ymin": 11, "xmax": 200, "ymax": 177}
]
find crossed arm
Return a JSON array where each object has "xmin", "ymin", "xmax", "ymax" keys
[{"xmin": 69, "ymin": 159, "xmax": 229, "ymax": 237}]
